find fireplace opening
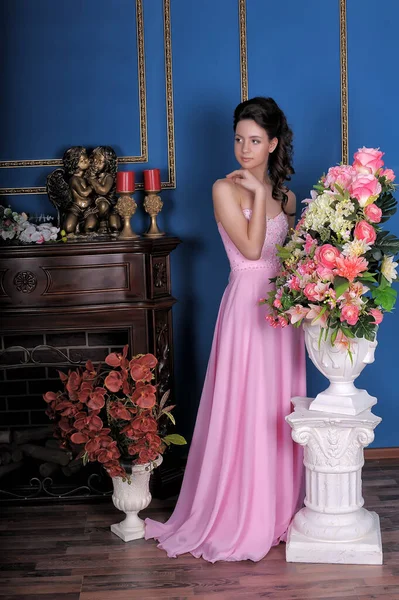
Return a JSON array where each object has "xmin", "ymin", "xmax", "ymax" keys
[{"xmin": 0, "ymin": 329, "xmax": 129, "ymax": 503}]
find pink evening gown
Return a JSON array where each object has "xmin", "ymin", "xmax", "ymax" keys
[{"xmin": 145, "ymin": 208, "xmax": 306, "ymax": 562}]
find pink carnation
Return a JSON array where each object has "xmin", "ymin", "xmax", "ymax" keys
[
  {"xmin": 287, "ymin": 276, "xmax": 301, "ymax": 291},
  {"xmin": 334, "ymin": 255, "xmax": 368, "ymax": 282},
  {"xmin": 324, "ymin": 165, "xmax": 356, "ymax": 191},
  {"xmin": 353, "ymin": 147, "xmax": 384, "ymax": 175}
]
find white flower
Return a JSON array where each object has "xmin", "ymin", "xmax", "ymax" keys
[
  {"xmin": 342, "ymin": 239, "xmax": 371, "ymax": 257},
  {"xmin": 381, "ymin": 255, "xmax": 398, "ymax": 283},
  {"xmin": 1, "ymin": 230, "xmax": 15, "ymax": 240}
]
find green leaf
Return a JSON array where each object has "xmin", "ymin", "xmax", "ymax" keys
[
  {"xmin": 162, "ymin": 410, "xmax": 176, "ymax": 425},
  {"xmin": 375, "ymin": 230, "xmax": 399, "ymax": 256},
  {"xmin": 378, "ymin": 275, "xmax": 390, "ymax": 290},
  {"xmin": 371, "ymin": 286, "xmax": 397, "ymax": 312},
  {"xmin": 275, "ymin": 245, "xmax": 291, "ymax": 260},
  {"xmin": 163, "ymin": 434, "xmax": 187, "ymax": 446},
  {"xmin": 334, "ymin": 276, "xmax": 350, "ymax": 299},
  {"xmin": 330, "ymin": 329, "xmax": 338, "ymax": 345},
  {"xmin": 334, "ymin": 183, "xmax": 345, "ymax": 196},
  {"xmin": 359, "ymin": 271, "xmax": 377, "ymax": 283},
  {"xmin": 340, "ymin": 326, "xmax": 355, "ymax": 338}
]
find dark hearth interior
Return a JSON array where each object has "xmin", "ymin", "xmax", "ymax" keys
[{"xmin": 0, "ymin": 329, "xmax": 129, "ymax": 500}]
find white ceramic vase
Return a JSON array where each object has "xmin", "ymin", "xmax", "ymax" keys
[
  {"xmin": 110, "ymin": 455, "xmax": 162, "ymax": 542},
  {"xmin": 304, "ymin": 323, "xmax": 378, "ymax": 416}
]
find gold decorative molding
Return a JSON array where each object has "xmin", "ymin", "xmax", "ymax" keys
[
  {"xmin": 340, "ymin": 0, "xmax": 348, "ymax": 164},
  {"xmin": 0, "ymin": 0, "xmax": 147, "ymax": 171},
  {"xmin": 0, "ymin": 0, "xmax": 176, "ymax": 194},
  {"xmin": 239, "ymin": 0, "xmax": 248, "ymax": 102},
  {"xmin": 161, "ymin": 0, "xmax": 176, "ymax": 189},
  {"xmin": 119, "ymin": 0, "xmax": 148, "ymax": 165}
]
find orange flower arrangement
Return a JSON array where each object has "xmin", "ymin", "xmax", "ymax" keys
[{"xmin": 43, "ymin": 346, "xmax": 186, "ymax": 480}]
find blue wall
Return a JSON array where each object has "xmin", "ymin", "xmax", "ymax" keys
[{"xmin": 1, "ymin": 1, "xmax": 398, "ymax": 447}]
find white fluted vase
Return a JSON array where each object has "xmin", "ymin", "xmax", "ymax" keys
[
  {"xmin": 304, "ymin": 323, "xmax": 378, "ymax": 416},
  {"xmin": 110, "ymin": 455, "xmax": 162, "ymax": 542}
]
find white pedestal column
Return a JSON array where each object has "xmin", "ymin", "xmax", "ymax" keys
[{"xmin": 285, "ymin": 397, "xmax": 382, "ymax": 565}]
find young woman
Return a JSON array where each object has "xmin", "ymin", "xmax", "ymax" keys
[{"xmin": 145, "ymin": 97, "xmax": 306, "ymax": 562}]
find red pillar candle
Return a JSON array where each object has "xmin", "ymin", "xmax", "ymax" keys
[
  {"xmin": 116, "ymin": 171, "xmax": 135, "ymax": 193},
  {"xmin": 143, "ymin": 168, "xmax": 161, "ymax": 191}
]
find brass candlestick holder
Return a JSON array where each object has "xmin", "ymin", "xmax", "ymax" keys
[
  {"xmin": 116, "ymin": 193, "xmax": 139, "ymax": 239},
  {"xmin": 143, "ymin": 191, "xmax": 165, "ymax": 237}
]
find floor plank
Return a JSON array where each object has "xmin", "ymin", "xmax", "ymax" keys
[{"xmin": 0, "ymin": 459, "xmax": 398, "ymax": 599}]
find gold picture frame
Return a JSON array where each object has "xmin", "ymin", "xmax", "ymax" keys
[{"xmin": 0, "ymin": 0, "xmax": 176, "ymax": 194}]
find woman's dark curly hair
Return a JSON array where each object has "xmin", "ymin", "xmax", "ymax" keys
[
  {"xmin": 63, "ymin": 146, "xmax": 87, "ymax": 178},
  {"xmin": 233, "ymin": 97, "xmax": 295, "ymax": 213}
]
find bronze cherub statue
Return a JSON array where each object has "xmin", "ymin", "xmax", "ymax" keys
[
  {"xmin": 86, "ymin": 146, "xmax": 121, "ymax": 233},
  {"xmin": 46, "ymin": 145, "xmax": 120, "ymax": 237}
]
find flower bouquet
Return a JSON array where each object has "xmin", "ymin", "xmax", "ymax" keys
[
  {"xmin": 0, "ymin": 205, "xmax": 66, "ymax": 244},
  {"xmin": 262, "ymin": 148, "xmax": 399, "ymax": 355},
  {"xmin": 43, "ymin": 346, "xmax": 186, "ymax": 480}
]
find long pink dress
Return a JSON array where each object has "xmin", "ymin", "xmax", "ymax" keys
[{"xmin": 145, "ymin": 208, "xmax": 306, "ymax": 562}]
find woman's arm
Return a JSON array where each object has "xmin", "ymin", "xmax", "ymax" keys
[{"xmin": 213, "ymin": 172, "xmax": 268, "ymax": 260}]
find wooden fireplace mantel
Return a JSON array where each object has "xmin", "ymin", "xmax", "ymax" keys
[{"xmin": 0, "ymin": 236, "xmax": 181, "ymax": 399}]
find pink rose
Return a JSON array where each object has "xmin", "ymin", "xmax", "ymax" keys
[
  {"xmin": 273, "ymin": 298, "xmax": 282, "ymax": 309},
  {"xmin": 354, "ymin": 220, "xmax": 377, "ymax": 245},
  {"xmin": 369, "ymin": 308, "xmax": 383, "ymax": 325},
  {"xmin": 324, "ymin": 165, "xmax": 356, "ymax": 192},
  {"xmin": 349, "ymin": 174, "xmax": 382, "ymax": 207},
  {"xmin": 380, "ymin": 168, "xmax": 395, "ymax": 182},
  {"xmin": 364, "ymin": 204, "xmax": 382, "ymax": 223},
  {"xmin": 340, "ymin": 304, "xmax": 360, "ymax": 326},
  {"xmin": 316, "ymin": 264, "xmax": 334, "ymax": 280},
  {"xmin": 353, "ymin": 147, "xmax": 384, "ymax": 175},
  {"xmin": 287, "ymin": 276, "xmax": 301, "ymax": 291},
  {"xmin": 304, "ymin": 283, "xmax": 318, "ymax": 301},
  {"xmin": 297, "ymin": 259, "xmax": 317, "ymax": 276},
  {"xmin": 315, "ymin": 244, "xmax": 340, "ymax": 269}
]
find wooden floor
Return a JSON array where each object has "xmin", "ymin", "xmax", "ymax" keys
[{"xmin": 0, "ymin": 459, "xmax": 398, "ymax": 600}]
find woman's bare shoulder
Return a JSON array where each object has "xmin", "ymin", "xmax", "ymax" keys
[{"xmin": 213, "ymin": 177, "xmax": 236, "ymax": 193}]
